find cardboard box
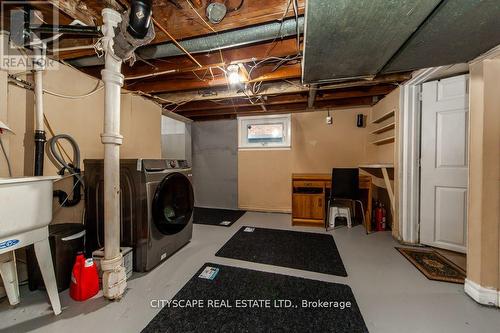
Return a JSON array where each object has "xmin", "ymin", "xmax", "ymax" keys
[{"xmin": 92, "ymin": 247, "xmax": 133, "ymax": 280}]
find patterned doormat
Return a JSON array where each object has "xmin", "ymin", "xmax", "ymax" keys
[{"xmin": 396, "ymin": 247, "xmax": 466, "ymax": 284}]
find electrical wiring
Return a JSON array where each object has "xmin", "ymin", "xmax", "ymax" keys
[
  {"xmin": 292, "ymin": 0, "xmax": 300, "ymax": 50},
  {"xmin": 162, "ymin": 97, "xmax": 197, "ymax": 112},
  {"xmin": 44, "ymin": 114, "xmax": 72, "ymax": 162},
  {"xmin": 43, "ymin": 82, "xmax": 104, "ymax": 99},
  {"xmin": 265, "ymin": 0, "xmax": 293, "ymax": 56},
  {"xmin": 0, "ymin": 136, "xmax": 12, "ymax": 177},
  {"xmin": 247, "ymin": 54, "xmax": 302, "ymax": 80},
  {"xmin": 49, "ymin": 44, "xmax": 96, "ymax": 53},
  {"xmin": 185, "ymin": 0, "xmax": 226, "ymax": 65}
]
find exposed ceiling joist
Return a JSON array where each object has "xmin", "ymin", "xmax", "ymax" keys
[
  {"xmin": 57, "ymin": 0, "xmax": 305, "ymax": 60},
  {"xmin": 175, "ymin": 84, "xmax": 395, "ymax": 112},
  {"xmin": 81, "ymin": 38, "xmax": 300, "ymax": 80},
  {"xmin": 25, "ymin": 0, "xmax": 414, "ymax": 121},
  {"xmin": 45, "ymin": 0, "xmax": 98, "ymax": 26},
  {"xmin": 129, "ymin": 64, "xmax": 302, "ymax": 94},
  {"xmin": 181, "ymin": 96, "xmax": 376, "ymax": 119},
  {"xmin": 307, "ymin": 84, "xmax": 317, "ymax": 108},
  {"xmin": 156, "ymin": 72, "xmax": 410, "ymax": 104},
  {"xmin": 157, "ymin": 80, "xmax": 308, "ymax": 103}
]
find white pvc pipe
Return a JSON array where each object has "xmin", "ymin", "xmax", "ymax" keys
[
  {"xmin": 100, "ymin": 8, "xmax": 126, "ymax": 300},
  {"xmin": 34, "ymin": 70, "xmax": 44, "ymax": 132},
  {"xmin": 102, "ymin": 53, "xmax": 122, "ymax": 261}
]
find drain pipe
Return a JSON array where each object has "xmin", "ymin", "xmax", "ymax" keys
[
  {"xmin": 99, "ymin": 8, "xmax": 127, "ymax": 300},
  {"xmin": 33, "ymin": 42, "xmax": 46, "ymax": 176}
]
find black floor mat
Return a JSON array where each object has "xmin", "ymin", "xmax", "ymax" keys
[
  {"xmin": 142, "ymin": 263, "xmax": 367, "ymax": 333},
  {"xmin": 215, "ymin": 226, "xmax": 347, "ymax": 277},
  {"xmin": 193, "ymin": 207, "xmax": 246, "ymax": 227}
]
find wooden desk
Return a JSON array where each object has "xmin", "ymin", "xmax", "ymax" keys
[
  {"xmin": 359, "ymin": 164, "xmax": 394, "ymax": 219},
  {"xmin": 291, "ymin": 173, "xmax": 373, "ymax": 231}
]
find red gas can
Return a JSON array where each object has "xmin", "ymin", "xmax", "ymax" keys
[{"xmin": 69, "ymin": 253, "xmax": 99, "ymax": 301}]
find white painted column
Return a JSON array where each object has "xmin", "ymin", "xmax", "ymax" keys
[{"xmin": 99, "ymin": 8, "xmax": 126, "ymax": 300}]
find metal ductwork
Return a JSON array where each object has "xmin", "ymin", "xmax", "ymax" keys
[
  {"xmin": 70, "ymin": 16, "xmax": 304, "ymax": 67},
  {"xmin": 302, "ymin": 0, "xmax": 500, "ymax": 84}
]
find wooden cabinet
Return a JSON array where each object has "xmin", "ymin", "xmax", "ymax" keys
[
  {"xmin": 291, "ymin": 174, "xmax": 330, "ymax": 227},
  {"xmin": 292, "ymin": 173, "xmax": 373, "ymax": 230},
  {"xmin": 292, "ymin": 194, "xmax": 324, "ymax": 220}
]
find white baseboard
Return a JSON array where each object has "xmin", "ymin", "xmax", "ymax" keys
[{"xmin": 464, "ymin": 279, "xmax": 499, "ymax": 307}]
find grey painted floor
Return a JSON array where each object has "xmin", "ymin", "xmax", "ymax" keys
[{"xmin": 0, "ymin": 212, "xmax": 498, "ymax": 333}]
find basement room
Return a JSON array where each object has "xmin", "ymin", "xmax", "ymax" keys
[{"xmin": 0, "ymin": 1, "xmax": 499, "ymax": 332}]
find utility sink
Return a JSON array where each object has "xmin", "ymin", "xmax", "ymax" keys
[
  {"xmin": 0, "ymin": 176, "xmax": 62, "ymax": 315},
  {"xmin": 0, "ymin": 176, "xmax": 60, "ymax": 239}
]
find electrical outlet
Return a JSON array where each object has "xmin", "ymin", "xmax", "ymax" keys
[{"xmin": 326, "ymin": 116, "xmax": 333, "ymax": 125}]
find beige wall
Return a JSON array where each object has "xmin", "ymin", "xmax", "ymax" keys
[
  {"xmin": 238, "ymin": 107, "xmax": 370, "ymax": 212},
  {"xmin": 467, "ymin": 57, "xmax": 500, "ymax": 293},
  {"xmin": 0, "ymin": 64, "xmax": 162, "ymax": 223},
  {"xmin": 292, "ymin": 109, "xmax": 369, "ymax": 173},
  {"xmin": 238, "ymin": 149, "xmax": 292, "ymax": 212},
  {"xmin": 237, "ymin": 91, "xmax": 401, "ymax": 234}
]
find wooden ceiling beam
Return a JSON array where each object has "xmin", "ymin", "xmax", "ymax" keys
[
  {"xmin": 157, "ymin": 80, "xmax": 307, "ymax": 103},
  {"xmin": 79, "ymin": 38, "xmax": 300, "ymax": 79},
  {"xmin": 156, "ymin": 73, "xmax": 410, "ymax": 104},
  {"xmin": 180, "ymin": 96, "xmax": 375, "ymax": 119},
  {"xmin": 175, "ymin": 84, "xmax": 396, "ymax": 112},
  {"xmin": 129, "ymin": 63, "xmax": 302, "ymax": 94},
  {"xmin": 45, "ymin": 0, "xmax": 100, "ymax": 26},
  {"xmin": 57, "ymin": 0, "xmax": 305, "ymax": 59}
]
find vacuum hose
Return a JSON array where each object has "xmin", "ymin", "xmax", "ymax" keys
[{"xmin": 48, "ymin": 134, "xmax": 83, "ymax": 207}]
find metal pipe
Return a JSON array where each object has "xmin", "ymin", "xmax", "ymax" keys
[
  {"xmin": 31, "ymin": 24, "xmax": 101, "ymax": 37},
  {"xmin": 99, "ymin": 8, "xmax": 127, "ymax": 300},
  {"xmin": 33, "ymin": 45, "xmax": 45, "ymax": 176},
  {"xmin": 70, "ymin": 16, "xmax": 305, "ymax": 67}
]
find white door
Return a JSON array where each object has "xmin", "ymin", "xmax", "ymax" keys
[{"xmin": 420, "ymin": 75, "xmax": 469, "ymax": 253}]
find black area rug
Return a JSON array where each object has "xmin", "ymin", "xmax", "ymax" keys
[
  {"xmin": 215, "ymin": 226, "xmax": 347, "ymax": 277},
  {"xmin": 142, "ymin": 263, "xmax": 367, "ymax": 333},
  {"xmin": 193, "ymin": 207, "xmax": 246, "ymax": 227}
]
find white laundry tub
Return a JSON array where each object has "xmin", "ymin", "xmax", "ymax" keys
[
  {"xmin": 0, "ymin": 176, "xmax": 62, "ymax": 315},
  {"xmin": 0, "ymin": 176, "xmax": 60, "ymax": 241}
]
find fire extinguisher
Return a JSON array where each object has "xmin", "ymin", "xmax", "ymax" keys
[
  {"xmin": 70, "ymin": 253, "xmax": 99, "ymax": 301},
  {"xmin": 375, "ymin": 201, "xmax": 384, "ymax": 231},
  {"xmin": 381, "ymin": 203, "xmax": 387, "ymax": 231}
]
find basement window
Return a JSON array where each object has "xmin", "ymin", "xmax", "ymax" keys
[{"xmin": 238, "ymin": 114, "xmax": 291, "ymax": 149}]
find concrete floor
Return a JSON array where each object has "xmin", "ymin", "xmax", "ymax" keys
[{"xmin": 0, "ymin": 212, "xmax": 498, "ymax": 333}]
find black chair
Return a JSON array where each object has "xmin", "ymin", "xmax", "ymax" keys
[{"xmin": 326, "ymin": 168, "xmax": 365, "ymax": 230}]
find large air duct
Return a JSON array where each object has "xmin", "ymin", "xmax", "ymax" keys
[{"xmin": 70, "ymin": 16, "xmax": 304, "ymax": 67}]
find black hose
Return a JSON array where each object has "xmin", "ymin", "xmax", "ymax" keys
[{"xmin": 48, "ymin": 134, "xmax": 83, "ymax": 207}]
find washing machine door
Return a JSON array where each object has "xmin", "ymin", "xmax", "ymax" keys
[{"xmin": 152, "ymin": 172, "xmax": 194, "ymax": 235}]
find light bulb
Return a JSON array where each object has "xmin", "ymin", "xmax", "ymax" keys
[
  {"xmin": 228, "ymin": 71, "xmax": 242, "ymax": 85},
  {"xmin": 227, "ymin": 64, "xmax": 242, "ymax": 85}
]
